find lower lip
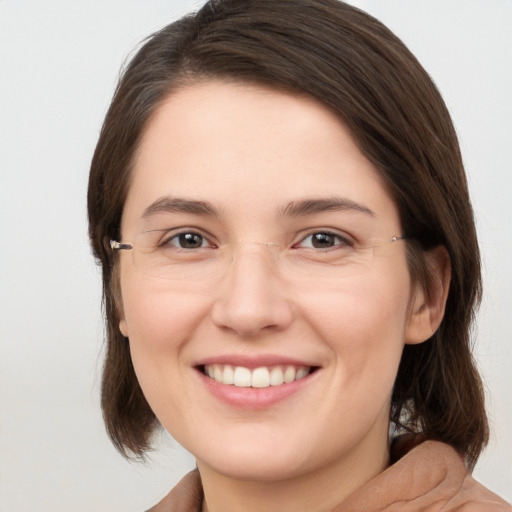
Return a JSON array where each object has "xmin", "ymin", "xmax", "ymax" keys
[{"xmin": 196, "ymin": 369, "xmax": 317, "ymax": 409}]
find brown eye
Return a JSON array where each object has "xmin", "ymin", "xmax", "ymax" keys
[
  {"xmin": 297, "ymin": 232, "xmax": 351, "ymax": 249},
  {"xmin": 168, "ymin": 232, "xmax": 208, "ymax": 249},
  {"xmin": 311, "ymin": 233, "xmax": 336, "ymax": 248}
]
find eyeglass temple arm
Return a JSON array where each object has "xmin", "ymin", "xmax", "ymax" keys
[{"xmin": 110, "ymin": 240, "xmax": 133, "ymax": 251}]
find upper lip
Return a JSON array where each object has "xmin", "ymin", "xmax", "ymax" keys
[{"xmin": 195, "ymin": 354, "xmax": 320, "ymax": 369}]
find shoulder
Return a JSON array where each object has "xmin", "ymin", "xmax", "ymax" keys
[
  {"xmin": 401, "ymin": 440, "xmax": 511, "ymax": 511},
  {"xmin": 337, "ymin": 438, "xmax": 511, "ymax": 511},
  {"xmin": 402, "ymin": 441, "xmax": 512, "ymax": 512},
  {"xmin": 445, "ymin": 473, "xmax": 512, "ymax": 512}
]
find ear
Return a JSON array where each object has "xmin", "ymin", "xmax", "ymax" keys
[
  {"xmin": 118, "ymin": 296, "xmax": 129, "ymax": 337},
  {"xmin": 119, "ymin": 317, "xmax": 129, "ymax": 338},
  {"xmin": 405, "ymin": 246, "xmax": 451, "ymax": 345},
  {"xmin": 115, "ymin": 288, "xmax": 129, "ymax": 338},
  {"xmin": 112, "ymin": 266, "xmax": 129, "ymax": 338}
]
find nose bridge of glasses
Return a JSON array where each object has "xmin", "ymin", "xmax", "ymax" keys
[
  {"xmin": 222, "ymin": 240, "xmax": 284, "ymax": 297},
  {"xmin": 237, "ymin": 238, "xmax": 280, "ymax": 248},
  {"xmin": 218, "ymin": 239, "xmax": 281, "ymax": 286},
  {"xmin": 233, "ymin": 238, "xmax": 282, "ymax": 262}
]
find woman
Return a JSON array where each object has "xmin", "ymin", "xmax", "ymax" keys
[{"xmin": 87, "ymin": 0, "xmax": 511, "ymax": 510}]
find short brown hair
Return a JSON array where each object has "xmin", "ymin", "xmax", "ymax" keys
[{"xmin": 88, "ymin": 0, "xmax": 488, "ymax": 465}]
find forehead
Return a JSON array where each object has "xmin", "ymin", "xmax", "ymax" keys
[{"xmin": 123, "ymin": 80, "xmax": 400, "ymax": 229}]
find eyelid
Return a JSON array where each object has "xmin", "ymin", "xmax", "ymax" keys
[
  {"xmin": 292, "ymin": 229, "xmax": 355, "ymax": 249},
  {"xmin": 157, "ymin": 227, "xmax": 218, "ymax": 248}
]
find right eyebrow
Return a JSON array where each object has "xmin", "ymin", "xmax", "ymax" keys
[
  {"xmin": 141, "ymin": 196, "xmax": 221, "ymax": 219},
  {"xmin": 280, "ymin": 197, "xmax": 375, "ymax": 218}
]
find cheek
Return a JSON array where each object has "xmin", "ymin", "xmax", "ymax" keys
[
  {"xmin": 300, "ymin": 269, "xmax": 410, "ymax": 336},
  {"xmin": 119, "ymin": 273, "xmax": 211, "ymax": 392},
  {"xmin": 121, "ymin": 270, "xmax": 209, "ymax": 345},
  {"xmin": 119, "ymin": 280, "xmax": 215, "ymax": 436},
  {"xmin": 297, "ymin": 271, "xmax": 411, "ymax": 385}
]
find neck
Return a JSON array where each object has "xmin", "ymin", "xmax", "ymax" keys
[{"xmin": 198, "ymin": 434, "xmax": 390, "ymax": 512}]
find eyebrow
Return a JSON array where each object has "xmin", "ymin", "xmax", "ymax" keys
[
  {"xmin": 142, "ymin": 196, "xmax": 221, "ymax": 219},
  {"xmin": 280, "ymin": 197, "xmax": 375, "ymax": 217},
  {"xmin": 141, "ymin": 195, "xmax": 375, "ymax": 220}
]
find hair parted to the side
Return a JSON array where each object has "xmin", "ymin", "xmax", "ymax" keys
[{"xmin": 88, "ymin": 0, "xmax": 488, "ymax": 466}]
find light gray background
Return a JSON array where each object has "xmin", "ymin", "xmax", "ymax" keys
[{"xmin": 0, "ymin": 1, "xmax": 510, "ymax": 510}]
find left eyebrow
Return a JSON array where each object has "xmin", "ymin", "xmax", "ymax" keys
[
  {"xmin": 141, "ymin": 196, "xmax": 221, "ymax": 219},
  {"xmin": 280, "ymin": 197, "xmax": 375, "ymax": 217}
]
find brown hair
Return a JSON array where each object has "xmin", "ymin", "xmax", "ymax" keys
[{"xmin": 88, "ymin": 0, "xmax": 488, "ymax": 465}]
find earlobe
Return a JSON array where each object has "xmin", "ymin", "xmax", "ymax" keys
[
  {"xmin": 114, "ymin": 276, "xmax": 128, "ymax": 337},
  {"xmin": 119, "ymin": 318, "xmax": 129, "ymax": 338},
  {"xmin": 405, "ymin": 246, "xmax": 451, "ymax": 345}
]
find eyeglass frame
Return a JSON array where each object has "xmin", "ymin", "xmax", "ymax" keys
[{"xmin": 109, "ymin": 235, "xmax": 406, "ymax": 252}]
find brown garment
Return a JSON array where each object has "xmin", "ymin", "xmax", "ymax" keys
[{"xmin": 148, "ymin": 440, "xmax": 511, "ymax": 512}]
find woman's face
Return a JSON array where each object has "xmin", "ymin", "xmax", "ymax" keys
[{"xmin": 118, "ymin": 81, "xmax": 417, "ymax": 482}]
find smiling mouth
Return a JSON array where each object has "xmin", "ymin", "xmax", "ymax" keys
[{"xmin": 200, "ymin": 364, "xmax": 318, "ymax": 388}]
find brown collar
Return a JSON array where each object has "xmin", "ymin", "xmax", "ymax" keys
[{"xmin": 148, "ymin": 439, "xmax": 511, "ymax": 511}]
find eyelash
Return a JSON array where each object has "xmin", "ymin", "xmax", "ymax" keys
[
  {"xmin": 161, "ymin": 231, "xmax": 217, "ymax": 250},
  {"xmin": 159, "ymin": 230, "xmax": 354, "ymax": 251},
  {"xmin": 293, "ymin": 231, "xmax": 354, "ymax": 250}
]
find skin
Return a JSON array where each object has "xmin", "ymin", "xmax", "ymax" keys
[{"xmin": 118, "ymin": 81, "xmax": 448, "ymax": 512}]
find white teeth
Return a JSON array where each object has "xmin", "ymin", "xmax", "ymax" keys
[
  {"xmin": 251, "ymin": 367, "xmax": 270, "ymax": 388},
  {"xmin": 283, "ymin": 366, "xmax": 296, "ymax": 383},
  {"xmin": 223, "ymin": 365, "xmax": 234, "ymax": 385},
  {"xmin": 204, "ymin": 364, "xmax": 311, "ymax": 388},
  {"xmin": 213, "ymin": 365, "xmax": 223, "ymax": 382},
  {"xmin": 270, "ymin": 366, "xmax": 284, "ymax": 386},
  {"xmin": 296, "ymin": 367, "xmax": 308, "ymax": 380},
  {"xmin": 233, "ymin": 366, "xmax": 252, "ymax": 387}
]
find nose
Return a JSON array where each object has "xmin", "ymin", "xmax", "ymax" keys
[{"xmin": 211, "ymin": 247, "xmax": 294, "ymax": 338}]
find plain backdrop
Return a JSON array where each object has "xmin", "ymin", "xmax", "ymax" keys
[{"xmin": 0, "ymin": 1, "xmax": 511, "ymax": 510}]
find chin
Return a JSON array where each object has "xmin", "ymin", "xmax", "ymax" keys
[
  {"xmin": 202, "ymin": 454, "xmax": 312, "ymax": 482},
  {"xmin": 193, "ymin": 432, "xmax": 336, "ymax": 483}
]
